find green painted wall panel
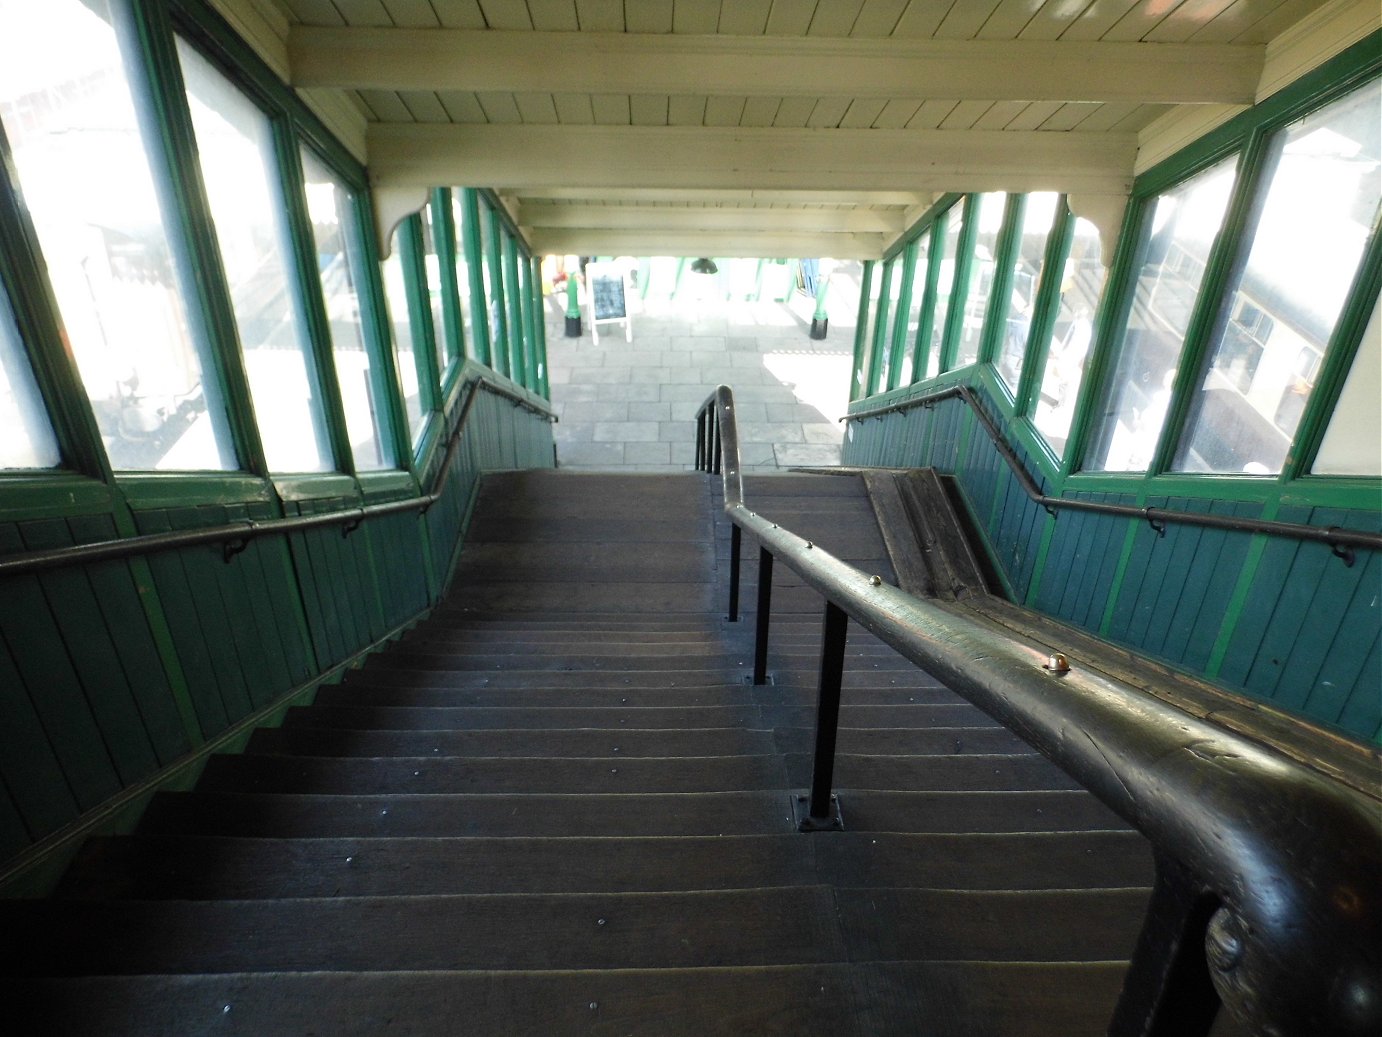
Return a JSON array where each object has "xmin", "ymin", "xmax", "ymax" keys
[
  {"xmin": 0, "ymin": 635, "xmax": 80, "ymax": 839},
  {"xmin": 0, "ymin": 779, "xmax": 31, "ymax": 863}
]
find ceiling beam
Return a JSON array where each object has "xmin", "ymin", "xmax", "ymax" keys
[
  {"xmin": 529, "ymin": 228, "xmax": 884, "ymax": 261},
  {"xmin": 290, "ymin": 28, "xmax": 1263, "ymax": 105},
  {"xmin": 504, "ymin": 187, "xmax": 927, "ymax": 207},
  {"xmin": 517, "ymin": 202, "xmax": 905, "ymax": 235},
  {"xmin": 368, "ymin": 124, "xmax": 1137, "ymax": 198}
]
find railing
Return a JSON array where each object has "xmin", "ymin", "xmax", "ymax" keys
[
  {"xmin": 844, "ymin": 384, "xmax": 1382, "ymax": 562},
  {"xmin": 695, "ymin": 384, "xmax": 1380, "ymax": 1037},
  {"xmin": 0, "ymin": 376, "xmax": 556, "ymax": 578}
]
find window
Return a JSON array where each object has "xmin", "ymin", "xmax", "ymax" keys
[
  {"xmin": 928, "ymin": 205, "xmax": 964, "ymax": 379},
  {"xmin": 1032, "ymin": 215, "xmax": 1107, "ymax": 457},
  {"xmin": 449, "ymin": 192, "xmax": 474, "ymax": 363},
  {"xmin": 1, "ymin": 0, "xmax": 233, "ymax": 471},
  {"xmin": 995, "ymin": 193, "xmax": 1059, "ymax": 395},
  {"xmin": 870, "ymin": 257, "xmax": 904, "ymax": 393},
  {"xmin": 0, "ymin": 287, "xmax": 60, "ymax": 468},
  {"xmin": 1314, "ymin": 294, "xmax": 1381, "ymax": 476},
  {"xmin": 178, "ymin": 37, "xmax": 330, "ymax": 474},
  {"xmin": 1086, "ymin": 156, "xmax": 1237, "ymax": 472},
  {"xmin": 419, "ymin": 199, "xmax": 449, "ymax": 380},
  {"xmin": 899, "ymin": 235, "xmax": 931, "ymax": 387},
  {"xmin": 853, "ymin": 262, "xmax": 880, "ymax": 397},
  {"xmin": 954, "ymin": 192, "xmax": 1006, "ymax": 369},
  {"xmin": 381, "ymin": 222, "xmax": 423, "ymax": 442},
  {"xmin": 478, "ymin": 199, "xmax": 505, "ymax": 375},
  {"xmin": 300, "ymin": 149, "xmax": 391, "ymax": 469},
  {"xmin": 1174, "ymin": 83, "xmax": 1381, "ymax": 475}
]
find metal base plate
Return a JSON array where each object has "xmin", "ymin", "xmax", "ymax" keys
[{"xmin": 793, "ymin": 793, "xmax": 844, "ymax": 832}]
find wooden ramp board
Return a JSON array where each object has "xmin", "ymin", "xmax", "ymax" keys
[{"xmin": 247, "ymin": 725, "xmax": 779, "ymax": 758}]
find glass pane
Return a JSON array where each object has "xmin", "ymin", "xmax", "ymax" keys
[
  {"xmin": 874, "ymin": 258, "xmax": 903, "ymax": 391},
  {"xmin": 1315, "ymin": 294, "xmax": 1381, "ymax": 476},
  {"xmin": 995, "ymin": 192, "xmax": 1059, "ymax": 394},
  {"xmin": 1174, "ymin": 84, "xmax": 1382, "ymax": 475},
  {"xmin": 0, "ymin": 288, "xmax": 61, "ymax": 468},
  {"xmin": 381, "ymin": 226, "xmax": 423, "ymax": 441},
  {"xmin": 478, "ymin": 202, "xmax": 504, "ymax": 367},
  {"xmin": 503, "ymin": 232, "xmax": 523, "ymax": 381},
  {"xmin": 300, "ymin": 149, "xmax": 392, "ymax": 469},
  {"xmin": 420, "ymin": 200, "xmax": 448, "ymax": 379},
  {"xmin": 1033, "ymin": 216, "xmax": 1107, "ymax": 458},
  {"xmin": 449, "ymin": 193, "xmax": 474, "ymax": 360},
  {"xmin": 954, "ymin": 192, "xmax": 1006, "ymax": 368},
  {"xmin": 930, "ymin": 205, "xmax": 965, "ymax": 378},
  {"xmin": 899, "ymin": 236, "xmax": 931, "ymax": 386},
  {"xmin": 1086, "ymin": 157, "xmax": 1237, "ymax": 472},
  {"xmin": 1, "ymin": 1, "xmax": 231, "ymax": 471},
  {"xmin": 854, "ymin": 262, "xmax": 881, "ymax": 397},
  {"xmin": 178, "ymin": 38, "xmax": 330, "ymax": 474}
]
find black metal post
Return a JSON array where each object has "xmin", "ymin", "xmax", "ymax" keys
[
  {"xmin": 798, "ymin": 601, "xmax": 847, "ymax": 831},
  {"xmin": 753, "ymin": 547, "xmax": 773, "ymax": 685},
  {"xmin": 695, "ymin": 412, "xmax": 705, "ymax": 470},
  {"xmin": 728, "ymin": 524, "xmax": 741, "ymax": 622},
  {"xmin": 711, "ymin": 413, "xmax": 721, "ymax": 475},
  {"xmin": 1109, "ymin": 855, "xmax": 1221, "ymax": 1037}
]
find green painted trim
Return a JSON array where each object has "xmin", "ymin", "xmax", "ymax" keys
[
  {"xmin": 431, "ymin": 188, "xmax": 465, "ymax": 367},
  {"xmin": 940, "ymin": 194, "xmax": 981, "ymax": 373},
  {"xmin": 909, "ymin": 217, "xmax": 945, "ymax": 385},
  {"xmin": 484, "ymin": 202, "xmax": 511, "ymax": 379},
  {"xmin": 0, "ymin": 477, "xmax": 115, "ymax": 520},
  {"xmin": 865, "ymin": 257, "xmax": 896, "ymax": 396},
  {"xmin": 272, "ymin": 473, "xmax": 359, "ymax": 502},
  {"xmin": 532, "ymin": 256, "xmax": 551, "ymax": 399},
  {"xmin": 1013, "ymin": 201, "xmax": 1075, "ymax": 420},
  {"xmin": 849, "ymin": 261, "xmax": 875, "ymax": 403},
  {"xmin": 886, "ymin": 191, "xmax": 964, "ymax": 262},
  {"xmin": 977, "ymin": 193, "xmax": 1026, "ymax": 367},
  {"xmin": 1023, "ymin": 512, "xmax": 1059, "ymax": 607},
  {"xmin": 1096, "ymin": 507, "xmax": 1148, "ymax": 638},
  {"xmin": 885, "ymin": 243, "xmax": 919, "ymax": 392},
  {"xmin": 117, "ymin": 473, "xmax": 276, "ymax": 510},
  {"xmin": 458, "ymin": 190, "xmax": 492, "ymax": 367},
  {"xmin": 1204, "ymin": 498, "xmax": 1282, "ymax": 679},
  {"xmin": 0, "ymin": 605, "xmax": 426, "ymax": 899},
  {"xmin": 398, "ymin": 215, "xmax": 443, "ymax": 423}
]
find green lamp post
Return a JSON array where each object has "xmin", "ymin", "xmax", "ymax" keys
[
  {"xmin": 564, "ymin": 265, "xmax": 582, "ymax": 337},
  {"xmin": 810, "ymin": 258, "xmax": 834, "ymax": 340}
]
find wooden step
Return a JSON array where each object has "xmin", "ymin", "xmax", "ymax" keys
[
  {"xmin": 246, "ymin": 726, "xmax": 777, "ymax": 758},
  {"xmin": 58, "ymin": 831, "xmax": 1153, "ymax": 900},
  {"xmin": 787, "ymin": 753, "xmax": 1081, "ymax": 792},
  {"xmin": 137, "ymin": 789, "xmax": 1129, "ymax": 839},
  {"xmin": 196, "ymin": 753, "xmax": 790, "ymax": 795},
  {"xmin": 316, "ymin": 682, "xmax": 749, "ymax": 708},
  {"xmin": 5, "ymin": 960, "xmax": 1151, "ymax": 1037},
  {"xmin": 284, "ymin": 704, "xmax": 764, "ymax": 730}
]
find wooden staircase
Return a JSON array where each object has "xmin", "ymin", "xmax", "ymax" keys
[{"xmin": 3, "ymin": 470, "xmax": 1157, "ymax": 1035}]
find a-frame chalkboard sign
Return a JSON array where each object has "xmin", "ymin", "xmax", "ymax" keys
[{"xmin": 586, "ymin": 262, "xmax": 632, "ymax": 345}]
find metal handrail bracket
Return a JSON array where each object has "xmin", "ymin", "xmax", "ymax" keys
[{"xmin": 695, "ymin": 383, "xmax": 1380, "ymax": 1037}]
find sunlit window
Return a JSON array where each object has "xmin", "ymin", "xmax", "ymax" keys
[
  {"xmin": 929, "ymin": 204, "xmax": 965, "ymax": 378},
  {"xmin": 179, "ymin": 37, "xmax": 330, "ymax": 474},
  {"xmin": 1174, "ymin": 83, "xmax": 1381, "ymax": 475},
  {"xmin": 954, "ymin": 192, "xmax": 1006, "ymax": 369},
  {"xmin": 0, "ymin": 0, "xmax": 233, "ymax": 471},
  {"xmin": 419, "ymin": 199, "xmax": 449, "ymax": 381},
  {"xmin": 994, "ymin": 193, "xmax": 1059, "ymax": 395},
  {"xmin": 0, "ymin": 287, "xmax": 60, "ymax": 468},
  {"xmin": 380, "ymin": 222, "xmax": 422, "ymax": 443},
  {"xmin": 872, "ymin": 257, "xmax": 904, "ymax": 392},
  {"xmin": 1314, "ymin": 295, "xmax": 1381, "ymax": 477},
  {"xmin": 477, "ymin": 199, "xmax": 505, "ymax": 374},
  {"xmin": 1086, "ymin": 157, "xmax": 1237, "ymax": 472},
  {"xmin": 1033, "ymin": 216, "xmax": 1107, "ymax": 458},
  {"xmin": 854, "ymin": 262, "xmax": 881, "ymax": 397},
  {"xmin": 300, "ymin": 149, "xmax": 392, "ymax": 469},
  {"xmin": 449, "ymin": 192, "xmax": 475, "ymax": 363},
  {"xmin": 899, "ymin": 236, "xmax": 930, "ymax": 387}
]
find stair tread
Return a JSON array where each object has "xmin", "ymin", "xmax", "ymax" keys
[{"xmin": 3, "ymin": 961, "xmax": 1146, "ymax": 1037}]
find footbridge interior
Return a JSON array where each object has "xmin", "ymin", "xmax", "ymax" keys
[{"xmin": 0, "ymin": 2, "xmax": 1378, "ymax": 1035}]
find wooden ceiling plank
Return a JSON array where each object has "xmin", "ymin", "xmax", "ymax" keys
[
  {"xmin": 673, "ymin": 0, "xmax": 722, "ymax": 34},
  {"xmin": 1017, "ymin": 0, "xmax": 1091, "ymax": 40},
  {"xmin": 514, "ymin": 92, "xmax": 561, "ymax": 123},
  {"xmin": 851, "ymin": 0, "xmax": 911, "ymax": 37},
  {"xmin": 718, "ymin": 0, "xmax": 772, "ymax": 34},
  {"xmin": 475, "ymin": 90, "xmax": 524, "ymax": 123},
  {"xmin": 806, "ymin": 0, "xmax": 866, "ymax": 36},
  {"xmin": 906, "ymin": 98, "xmax": 960, "ymax": 128},
  {"xmin": 529, "ymin": 227, "xmax": 887, "ymax": 259},
  {"xmin": 1039, "ymin": 101, "xmax": 1105, "ymax": 130},
  {"xmin": 398, "ymin": 89, "xmax": 453, "ymax": 122},
  {"xmin": 477, "ymin": 0, "xmax": 534, "ymax": 29},
  {"xmin": 574, "ymin": 0, "xmax": 624, "ymax": 31},
  {"xmin": 630, "ymin": 94, "xmax": 671, "ymax": 125},
  {"xmin": 331, "ymin": 0, "xmax": 391, "ymax": 26},
  {"xmin": 765, "ymin": 0, "xmax": 818, "ymax": 36},
  {"xmin": 515, "ymin": 186, "xmax": 934, "ymax": 204},
  {"xmin": 358, "ymin": 88, "xmax": 416, "ymax": 120},
  {"xmin": 431, "ymin": 0, "xmax": 488, "ymax": 29},
  {"xmin": 936, "ymin": 0, "xmax": 1004, "ymax": 39},
  {"xmin": 668, "ymin": 94, "xmax": 709, "ymax": 125},
  {"xmin": 289, "ymin": 28, "xmax": 1265, "ymax": 104},
  {"xmin": 591, "ymin": 94, "xmax": 632, "ymax": 124},
  {"xmin": 772, "ymin": 96, "xmax": 817, "ymax": 127},
  {"xmin": 739, "ymin": 96, "xmax": 783, "ymax": 127},
  {"xmin": 380, "ymin": 0, "xmax": 442, "ymax": 27},
  {"xmin": 436, "ymin": 90, "xmax": 489, "ymax": 122},
  {"xmin": 282, "ymin": 0, "xmax": 345, "ymax": 25},
  {"xmin": 518, "ymin": 202, "xmax": 903, "ymax": 233},
  {"xmin": 1055, "ymin": 0, "xmax": 1141, "ymax": 41},
  {"xmin": 890, "ymin": 0, "xmax": 956, "ymax": 38},
  {"xmin": 704, "ymin": 95, "xmax": 749, "ymax": 126},
  {"xmin": 839, "ymin": 98, "xmax": 889, "ymax": 127},
  {"xmin": 976, "ymin": 0, "xmax": 1047, "ymax": 40},
  {"xmin": 806, "ymin": 98, "xmax": 853, "ymax": 127},
  {"xmin": 553, "ymin": 93, "xmax": 596, "ymax": 124},
  {"xmin": 939, "ymin": 98, "xmax": 997, "ymax": 129},
  {"xmin": 526, "ymin": 0, "xmax": 581, "ymax": 31},
  {"xmin": 1146, "ymin": 0, "xmax": 1241, "ymax": 42},
  {"xmin": 971, "ymin": 99, "xmax": 1029, "ymax": 128},
  {"xmin": 872, "ymin": 97, "xmax": 924, "ymax": 128},
  {"xmin": 626, "ymin": 0, "xmax": 674, "ymax": 33}
]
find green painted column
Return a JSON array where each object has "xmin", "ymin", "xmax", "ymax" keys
[{"xmin": 564, "ymin": 267, "xmax": 582, "ymax": 337}]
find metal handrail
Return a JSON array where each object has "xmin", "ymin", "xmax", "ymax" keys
[
  {"xmin": 844, "ymin": 384, "xmax": 1382, "ymax": 558},
  {"xmin": 696, "ymin": 383, "xmax": 1380, "ymax": 1037},
  {"xmin": 0, "ymin": 376, "xmax": 556, "ymax": 578}
]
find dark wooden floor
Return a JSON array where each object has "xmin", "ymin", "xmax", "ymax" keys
[{"xmin": 2, "ymin": 470, "xmax": 1162, "ymax": 1035}]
